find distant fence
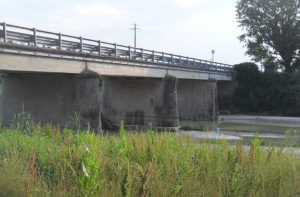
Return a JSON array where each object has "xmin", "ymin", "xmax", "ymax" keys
[{"xmin": 0, "ymin": 22, "xmax": 233, "ymax": 72}]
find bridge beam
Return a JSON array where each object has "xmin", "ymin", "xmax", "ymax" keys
[
  {"xmin": 177, "ymin": 79, "xmax": 218, "ymax": 121},
  {"xmin": 101, "ymin": 75, "xmax": 179, "ymax": 130},
  {"xmin": 0, "ymin": 73, "xmax": 101, "ymax": 131}
]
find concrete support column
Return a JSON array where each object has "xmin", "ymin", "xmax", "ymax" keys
[
  {"xmin": 177, "ymin": 79, "xmax": 218, "ymax": 121},
  {"xmin": 101, "ymin": 75, "xmax": 179, "ymax": 130},
  {"xmin": 0, "ymin": 73, "xmax": 100, "ymax": 131}
]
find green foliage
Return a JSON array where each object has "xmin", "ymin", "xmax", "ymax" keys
[
  {"xmin": 68, "ymin": 112, "xmax": 91, "ymax": 133},
  {"xmin": 1, "ymin": 125, "xmax": 300, "ymax": 196},
  {"xmin": 232, "ymin": 63, "xmax": 262, "ymax": 112},
  {"xmin": 252, "ymin": 132, "xmax": 263, "ymax": 155},
  {"xmin": 69, "ymin": 112, "xmax": 82, "ymax": 133},
  {"xmin": 236, "ymin": 0, "xmax": 300, "ymax": 72},
  {"xmin": 284, "ymin": 129, "xmax": 300, "ymax": 147},
  {"xmin": 229, "ymin": 62, "xmax": 300, "ymax": 116},
  {"xmin": 181, "ymin": 124, "xmax": 205, "ymax": 131}
]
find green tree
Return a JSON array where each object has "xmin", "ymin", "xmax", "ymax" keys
[{"xmin": 236, "ymin": 0, "xmax": 300, "ymax": 73}]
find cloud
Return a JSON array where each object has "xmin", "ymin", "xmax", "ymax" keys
[
  {"xmin": 0, "ymin": 0, "xmax": 249, "ymax": 64},
  {"xmin": 72, "ymin": 3, "xmax": 129, "ymax": 19},
  {"xmin": 137, "ymin": 7, "xmax": 248, "ymax": 64},
  {"xmin": 19, "ymin": 1, "xmax": 138, "ymax": 43},
  {"xmin": 170, "ymin": 0, "xmax": 207, "ymax": 6}
]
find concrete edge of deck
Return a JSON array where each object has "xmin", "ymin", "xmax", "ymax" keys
[{"xmin": 0, "ymin": 49, "xmax": 232, "ymax": 81}]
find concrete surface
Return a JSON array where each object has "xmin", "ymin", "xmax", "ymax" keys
[
  {"xmin": 0, "ymin": 73, "xmax": 101, "ymax": 131},
  {"xmin": 219, "ymin": 115, "xmax": 300, "ymax": 127},
  {"xmin": 183, "ymin": 131, "xmax": 241, "ymax": 140},
  {"xmin": 0, "ymin": 52, "xmax": 231, "ymax": 81},
  {"xmin": 181, "ymin": 130, "xmax": 297, "ymax": 141},
  {"xmin": 177, "ymin": 79, "xmax": 218, "ymax": 121},
  {"xmin": 0, "ymin": 51, "xmax": 234, "ymax": 131},
  {"xmin": 101, "ymin": 75, "xmax": 179, "ymax": 129}
]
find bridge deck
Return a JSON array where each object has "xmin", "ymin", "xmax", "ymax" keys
[{"xmin": 0, "ymin": 23, "xmax": 232, "ymax": 80}]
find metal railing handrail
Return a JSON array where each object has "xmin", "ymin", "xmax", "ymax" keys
[{"xmin": 0, "ymin": 22, "xmax": 233, "ymax": 72}]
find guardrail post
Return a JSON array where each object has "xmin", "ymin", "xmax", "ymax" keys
[
  {"xmin": 179, "ymin": 56, "xmax": 182, "ymax": 64},
  {"xmin": 79, "ymin": 37, "xmax": 83, "ymax": 52},
  {"xmin": 58, "ymin": 33, "xmax": 62, "ymax": 50},
  {"xmin": 186, "ymin": 57, "xmax": 189, "ymax": 64},
  {"xmin": 152, "ymin": 50, "xmax": 155, "ymax": 62},
  {"xmin": 141, "ymin": 48, "xmax": 143, "ymax": 60},
  {"xmin": 33, "ymin": 28, "xmax": 37, "ymax": 46},
  {"xmin": 162, "ymin": 52, "xmax": 164, "ymax": 63},
  {"xmin": 128, "ymin": 46, "xmax": 131, "ymax": 58},
  {"xmin": 171, "ymin": 54, "xmax": 173, "ymax": 64},
  {"xmin": 98, "ymin": 40, "xmax": 101, "ymax": 55},
  {"xmin": 114, "ymin": 43, "xmax": 117, "ymax": 57},
  {"xmin": 2, "ymin": 22, "xmax": 6, "ymax": 43}
]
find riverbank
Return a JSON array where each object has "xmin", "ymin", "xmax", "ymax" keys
[
  {"xmin": 219, "ymin": 115, "xmax": 300, "ymax": 127},
  {"xmin": 180, "ymin": 115, "xmax": 300, "ymax": 147}
]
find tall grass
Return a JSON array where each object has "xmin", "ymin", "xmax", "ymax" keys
[{"xmin": 0, "ymin": 123, "xmax": 300, "ymax": 196}]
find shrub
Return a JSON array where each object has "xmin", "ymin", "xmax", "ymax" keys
[{"xmin": 225, "ymin": 62, "xmax": 300, "ymax": 116}]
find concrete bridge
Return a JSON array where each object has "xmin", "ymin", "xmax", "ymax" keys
[{"xmin": 0, "ymin": 22, "xmax": 233, "ymax": 131}]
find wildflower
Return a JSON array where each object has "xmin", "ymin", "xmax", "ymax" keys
[
  {"xmin": 84, "ymin": 143, "xmax": 90, "ymax": 154},
  {"xmin": 82, "ymin": 163, "xmax": 89, "ymax": 177}
]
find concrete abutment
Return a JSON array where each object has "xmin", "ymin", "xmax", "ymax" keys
[
  {"xmin": 0, "ymin": 73, "xmax": 101, "ymax": 131},
  {"xmin": 101, "ymin": 75, "xmax": 180, "ymax": 130}
]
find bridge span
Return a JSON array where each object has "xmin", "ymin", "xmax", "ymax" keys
[{"xmin": 0, "ymin": 23, "xmax": 233, "ymax": 131}]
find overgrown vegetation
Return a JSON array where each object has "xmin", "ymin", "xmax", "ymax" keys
[
  {"xmin": 1, "ymin": 118, "xmax": 300, "ymax": 196},
  {"xmin": 220, "ymin": 62, "xmax": 300, "ymax": 116}
]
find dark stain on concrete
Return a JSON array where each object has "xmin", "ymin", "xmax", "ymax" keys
[
  {"xmin": 154, "ymin": 105, "xmax": 162, "ymax": 115},
  {"xmin": 150, "ymin": 98, "xmax": 154, "ymax": 105},
  {"xmin": 125, "ymin": 110, "xmax": 145, "ymax": 125}
]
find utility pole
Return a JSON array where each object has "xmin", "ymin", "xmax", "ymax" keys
[
  {"xmin": 211, "ymin": 49, "xmax": 215, "ymax": 62},
  {"xmin": 130, "ymin": 23, "xmax": 139, "ymax": 48}
]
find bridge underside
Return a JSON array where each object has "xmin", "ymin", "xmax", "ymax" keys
[{"xmin": 0, "ymin": 72, "xmax": 222, "ymax": 131}]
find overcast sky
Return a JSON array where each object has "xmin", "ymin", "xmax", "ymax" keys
[{"xmin": 0, "ymin": 0, "xmax": 251, "ymax": 65}]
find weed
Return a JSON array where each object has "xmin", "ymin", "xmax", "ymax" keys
[{"xmin": 11, "ymin": 108, "xmax": 34, "ymax": 135}]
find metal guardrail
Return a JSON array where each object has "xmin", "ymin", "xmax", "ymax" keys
[{"xmin": 0, "ymin": 22, "xmax": 233, "ymax": 72}]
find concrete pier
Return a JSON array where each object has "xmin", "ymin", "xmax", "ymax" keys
[
  {"xmin": 0, "ymin": 73, "xmax": 101, "ymax": 130},
  {"xmin": 101, "ymin": 75, "xmax": 179, "ymax": 130},
  {"xmin": 177, "ymin": 79, "xmax": 218, "ymax": 121}
]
